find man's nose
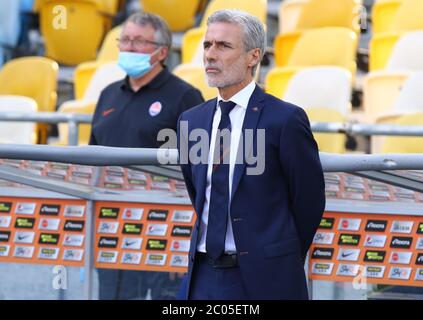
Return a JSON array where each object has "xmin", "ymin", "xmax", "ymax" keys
[{"xmin": 204, "ymin": 45, "xmax": 217, "ymax": 62}]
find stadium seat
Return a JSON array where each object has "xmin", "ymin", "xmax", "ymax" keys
[
  {"xmin": 380, "ymin": 113, "xmax": 423, "ymax": 153},
  {"xmin": 369, "ymin": 0, "xmax": 423, "ymax": 70},
  {"xmin": 54, "ymin": 102, "xmax": 96, "ymax": 146},
  {"xmin": 363, "ymin": 72, "xmax": 408, "ymax": 122},
  {"xmin": 0, "ymin": 57, "xmax": 58, "ymax": 112},
  {"xmin": 270, "ymin": 67, "xmax": 351, "ymax": 153},
  {"xmin": 0, "ymin": 95, "xmax": 38, "ymax": 144},
  {"xmin": 141, "ymin": 0, "xmax": 201, "ymax": 32},
  {"xmin": 181, "ymin": 0, "xmax": 267, "ymax": 64},
  {"xmin": 370, "ymin": 73, "xmax": 423, "ymax": 153},
  {"xmin": 279, "ymin": 0, "xmax": 362, "ymax": 34},
  {"xmin": 74, "ymin": 25, "xmax": 122, "ymax": 99},
  {"xmin": 265, "ymin": 67, "xmax": 299, "ymax": 99},
  {"xmin": 173, "ymin": 64, "xmax": 218, "ymax": 101},
  {"xmin": 304, "ymin": 108, "xmax": 347, "ymax": 153},
  {"xmin": 372, "ymin": 0, "xmax": 403, "ymax": 34},
  {"xmin": 278, "ymin": 0, "xmax": 309, "ymax": 35},
  {"xmin": 54, "ymin": 62, "xmax": 125, "ymax": 145},
  {"xmin": 282, "ymin": 67, "xmax": 352, "ymax": 116},
  {"xmin": 0, "ymin": 56, "xmax": 59, "ymax": 143},
  {"xmin": 77, "ymin": 62, "xmax": 125, "ymax": 102},
  {"xmin": 199, "ymin": 0, "xmax": 267, "ymax": 27},
  {"xmin": 363, "ymin": 31, "xmax": 423, "ymax": 121},
  {"xmin": 39, "ymin": 0, "xmax": 108, "ymax": 65},
  {"xmin": 274, "ymin": 27, "xmax": 358, "ymax": 71},
  {"xmin": 181, "ymin": 27, "xmax": 206, "ymax": 64},
  {"xmin": 97, "ymin": 0, "xmax": 119, "ymax": 15},
  {"xmin": 276, "ymin": 0, "xmax": 361, "ymax": 66},
  {"xmin": 34, "ymin": 0, "xmax": 119, "ymax": 13},
  {"xmin": 0, "ymin": 1, "xmax": 21, "ymax": 67},
  {"xmin": 370, "ymin": 29, "xmax": 423, "ymax": 71},
  {"xmin": 376, "ymin": 72, "xmax": 423, "ymax": 122}
]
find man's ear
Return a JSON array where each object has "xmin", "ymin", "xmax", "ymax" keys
[
  {"xmin": 156, "ymin": 46, "xmax": 169, "ymax": 63},
  {"xmin": 248, "ymin": 48, "xmax": 261, "ymax": 69}
]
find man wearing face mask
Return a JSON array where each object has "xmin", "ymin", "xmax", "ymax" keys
[
  {"xmin": 89, "ymin": 12, "xmax": 204, "ymax": 147},
  {"xmin": 89, "ymin": 12, "xmax": 204, "ymax": 300}
]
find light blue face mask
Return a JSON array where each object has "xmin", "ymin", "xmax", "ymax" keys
[{"xmin": 118, "ymin": 50, "xmax": 159, "ymax": 79}]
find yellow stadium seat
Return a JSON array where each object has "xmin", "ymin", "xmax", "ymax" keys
[
  {"xmin": 199, "ymin": 0, "xmax": 267, "ymax": 27},
  {"xmin": 380, "ymin": 113, "xmax": 423, "ymax": 153},
  {"xmin": 274, "ymin": 27, "xmax": 358, "ymax": 73},
  {"xmin": 277, "ymin": 0, "xmax": 361, "ymax": 60},
  {"xmin": 39, "ymin": 0, "xmax": 108, "ymax": 65},
  {"xmin": 278, "ymin": 0, "xmax": 309, "ymax": 34},
  {"xmin": 304, "ymin": 108, "xmax": 347, "ymax": 153},
  {"xmin": 279, "ymin": 0, "xmax": 362, "ymax": 34},
  {"xmin": 372, "ymin": 0, "xmax": 403, "ymax": 34},
  {"xmin": 273, "ymin": 31, "xmax": 303, "ymax": 68},
  {"xmin": 97, "ymin": 0, "xmax": 120, "ymax": 15},
  {"xmin": 265, "ymin": 66, "xmax": 300, "ymax": 99},
  {"xmin": 363, "ymin": 71, "xmax": 408, "ymax": 122},
  {"xmin": 35, "ymin": 0, "xmax": 119, "ymax": 16},
  {"xmin": 298, "ymin": 0, "xmax": 362, "ymax": 33},
  {"xmin": 54, "ymin": 102, "xmax": 96, "ymax": 146},
  {"xmin": 181, "ymin": 27, "xmax": 206, "ymax": 64},
  {"xmin": 0, "ymin": 57, "xmax": 59, "ymax": 143},
  {"xmin": 141, "ymin": 0, "xmax": 201, "ymax": 32},
  {"xmin": 181, "ymin": 0, "xmax": 267, "ymax": 65},
  {"xmin": 369, "ymin": 0, "xmax": 423, "ymax": 70},
  {"xmin": 74, "ymin": 25, "xmax": 122, "ymax": 99},
  {"xmin": 173, "ymin": 64, "xmax": 218, "ymax": 101},
  {"xmin": 369, "ymin": 33, "xmax": 401, "ymax": 70},
  {"xmin": 0, "ymin": 57, "xmax": 58, "ymax": 112}
]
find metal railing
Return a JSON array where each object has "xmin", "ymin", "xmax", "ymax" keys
[
  {"xmin": 2, "ymin": 112, "xmax": 423, "ymax": 152},
  {"xmin": 0, "ymin": 112, "xmax": 92, "ymax": 146},
  {"xmin": 310, "ymin": 121, "xmax": 423, "ymax": 137},
  {"xmin": 0, "ymin": 144, "xmax": 423, "ymax": 172}
]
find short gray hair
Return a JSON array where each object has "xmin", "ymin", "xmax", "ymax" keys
[
  {"xmin": 207, "ymin": 9, "xmax": 266, "ymax": 76},
  {"xmin": 124, "ymin": 12, "xmax": 172, "ymax": 50}
]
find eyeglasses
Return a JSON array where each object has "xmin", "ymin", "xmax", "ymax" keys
[{"xmin": 116, "ymin": 37, "xmax": 163, "ymax": 49}]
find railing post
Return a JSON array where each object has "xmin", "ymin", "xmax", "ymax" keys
[{"xmin": 68, "ymin": 120, "xmax": 79, "ymax": 146}]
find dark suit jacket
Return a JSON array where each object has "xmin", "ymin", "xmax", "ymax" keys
[{"xmin": 177, "ymin": 85, "xmax": 326, "ymax": 299}]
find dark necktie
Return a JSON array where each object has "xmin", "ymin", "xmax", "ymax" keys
[{"xmin": 206, "ymin": 100, "xmax": 236, "ymax": 260}]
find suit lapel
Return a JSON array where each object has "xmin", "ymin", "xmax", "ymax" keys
[
  {"xmin": 231, "ymin": 86, "xmax": 266, "ymax": 200},
  {"xmin": 193, "ymin": 98, "xmax": 216, "ymax": 214}
]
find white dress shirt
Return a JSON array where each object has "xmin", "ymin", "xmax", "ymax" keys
[{"xmin": 197, "ymin": 81, "xmax": 257, "ymax": 254}]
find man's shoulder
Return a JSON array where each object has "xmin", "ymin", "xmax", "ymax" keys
[
  {"xmin": 262, "ymin": 91, "xmax": 302, "ymax": 117},
  {"xmin": 179, "ymin": 98, "xmax": 214, "ymax": 119}
]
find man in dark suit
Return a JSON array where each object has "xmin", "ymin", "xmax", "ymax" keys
[{"xmin": 177, "ymin": 9, "xmax": 326, "ymax": 300}]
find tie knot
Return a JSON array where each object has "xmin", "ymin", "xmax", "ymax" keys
[{"xmin": 219, "ymin": 100, "xmax": 236, "ymax": 116}]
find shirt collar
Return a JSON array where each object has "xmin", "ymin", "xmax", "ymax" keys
[
  {"xmin": 217, "ymin": 81, "xmax": 256, "ymax": 110},
  {"xmin": 120, "ymin": 66, "xmax": 171, "ymax": 92}
]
